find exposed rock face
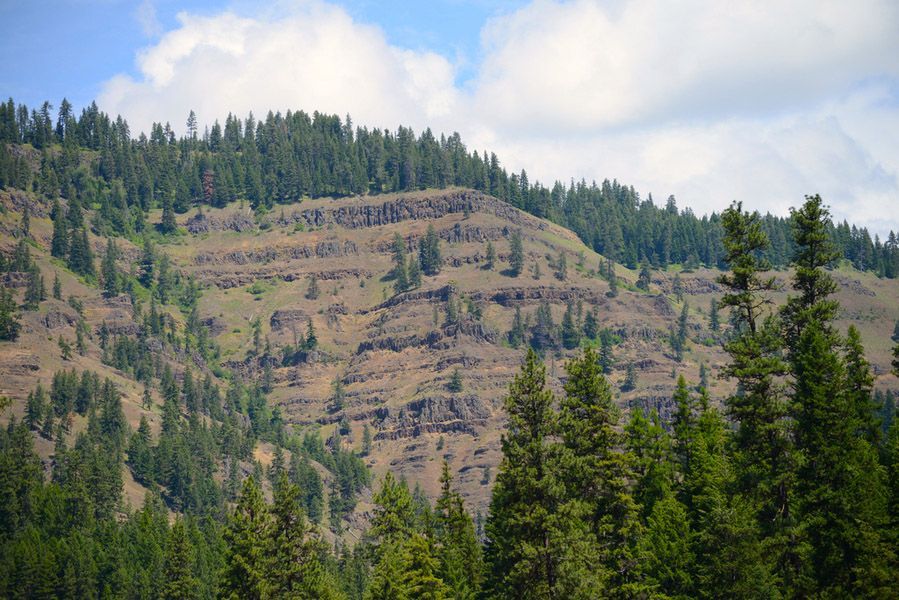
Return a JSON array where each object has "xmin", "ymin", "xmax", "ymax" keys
[
  {"xmin": 474, "ymin": 286, "xmax": 606, "ymax": 307},
  {"xmin": 194, "ymin": 267, "xmax": 369, "ymax": 289},
  {"xmin": 194, "ymin": 239, "xmax": 357, "ymax": 265},
  {"xmin": 41, "ymin": 308, "xmax": 78, "ymax": 330},
  {"xmin": 270, "ymin": 309, "xmax": 311, "ymax": 331},
  {"xmin": 356, "ymin": 316, "xmax": 497, "ymax": 354},
  {"xmin": 1, "ymin": 272, "xmax": 30, "ymax": 288},
  {"xmin": 288, "ymin": 190, "xmax": 546, "ymax": 231},
  {"xmin": 374, "ymin": 394, "xmax": 491, "ymax": 440},
  {"xmin": 836, "ymin": 276, "xmax": 876, "ymax": 297},
  {"xmin": 186, "ymin": 211, "xmax": 256, "ymax": 234}
]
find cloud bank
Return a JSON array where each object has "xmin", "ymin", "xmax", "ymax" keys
[{"xmin": 99, "ymin": 0, "xmax": 899, "ymax": 235}]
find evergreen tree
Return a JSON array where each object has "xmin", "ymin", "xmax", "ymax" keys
[
  {"xmin": 784, "ymin": 195, "xmax": 891, "ymax": 595},
  {"xmin": 436, "ymin": 461, "xmax": 482, "ymax": 597},
  {"xmin": 163, "ymin": 518, "xmax": 199, "ymax": 600},
  {"xmin": 419, "ymin": 225, "xmax": 442, "ymax": 276},
  {"xmin": 407, "ymin": 255, "xmax": 422, "ymax": 288},
  {"xmin": 23, "ymin": 267, "xmax": 43, "ymax": 310},
  {"xmin": 560, "ymin": 302, "xmax": 580, "ymax": 349},
  {"xmin": 268, "ymin": 473, "xmax": 335, "ymax": 598},
  {"xmin": 485, "ymin": 241, "xmax": 496, "ymax": 270},
  {"xmin": 485, "ymin": 349, "xmax": 601, "ymax": 599},
  {"xmin": 709, "ymin": 298, "xmax": 719, "ymax": 332},
  {"xmin": 52, "ymin": 272, "xmax": 61, "ymax": 299},
  {"xmin": 221, "ymin": 477, "xmax": 271, "ymax": 600},
  {"xmin": 402, "ymin": 533, "xmax": 449, "ymax": 600},
  {"xmin": 447, "ymin": 368, "xmax": 463, "ymax": 393},
  {"xmin": 555, "ymin": 252, "xmax": 567, "ymax": 281},
  {"xmin": 391, "ymin": 233, "xmax": 409, "ymax": 293},
  {"xmin": 160, "ymin": 194, "xmax": 178, "ymax": 234},
  {"xmin": 718, "ymin": 201, "xmax": 792, "ymax": 587},
  {"xmin": 101, "ymin": 238, "xmax": 120, "ymax": 298},
  {"xmin": 598, "ymin": 329, "xmax": 614, "ymax": 374},
  {"xmin": 507, "ymin": 306, "xmax": 526, "ymax": 348},
  {"xmin": 51, "ymin": 200, "xmax": 68, "ymax": 259},
  {"xmin": 621, "ymin": 363, "xmax": 637, "ymax": 392},
  {"xmin": 67, "ymin": 226, "xmax": 94, "ymax": 277},
  {"xmin": 583, "ymin": 308, "xmax": 598, "ymax": 340},
  {"xmin": 559, "ymin": 348, "xmax": 644, "ymax": 595},
  {"xmin": 636, "ymin": 264, "xmax": 652, "ymax": 291},
  {"xmin": 508, "ymin": 230, "xmax": 524, "ymax": 277}
]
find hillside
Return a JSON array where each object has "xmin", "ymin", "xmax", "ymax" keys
[{"xmin": 3, "ymin": 185, "xmax": 898, "ymax": 517}]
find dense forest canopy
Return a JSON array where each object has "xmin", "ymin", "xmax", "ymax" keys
[{"xmin": 2, "ymin": 97, "xmax": 898, "ymax": 277}]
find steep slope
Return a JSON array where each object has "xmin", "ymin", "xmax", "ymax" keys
[
  {"xmin": 3, "ymin": 187, "xmax": 899, "ymax": 517},
  {"xmin": 148, "ymin": 188, "xmax": 899, "ymax": 511}
]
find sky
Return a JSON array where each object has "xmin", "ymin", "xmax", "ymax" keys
[{"xmin": 2, "ymin": 0, "xmax": 898, "ymax": 236}]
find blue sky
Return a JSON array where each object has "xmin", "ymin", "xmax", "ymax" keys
[
  {"xmin": 2, "ymin": 0, "xmax": 898, "ymax": 235},
  {"xmin": 0, "ymin": 0, "xmax": 522, "ymax": 109}
]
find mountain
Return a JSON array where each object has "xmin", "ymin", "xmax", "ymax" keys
[{"xmin": 3, "ymin": 183, "xmax": 898, "ymax": 517}]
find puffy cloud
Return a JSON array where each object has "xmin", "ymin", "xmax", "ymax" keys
[
  {"xmin": 99, "ymin": 0, "xmax": 899, "ymax": 235},
  {"xmin": 101, "ymin": 2, "xmax": 458, "ymax": 135}
]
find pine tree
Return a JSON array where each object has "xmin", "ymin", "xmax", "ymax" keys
[
  {"xmin": 221, "ymin": 477, "xmax": 271, "ymax": 600},
  {"xmin": 672, "ymin": 273, "xmax": 684, "ymax": 302},
  {"xmin": 558, "ymin": 348, "xmax": 643, "ymax": 594},
  {"xmin": 485, "ymin": 241, "xmax": 496, "ymax": 270},
  {"xmin": 160, "ymin": 194, "xmax": 178, "ymax": 234},
  {"xmin": 555, "ymin": 252, "xmax": 567, "ymax": 281},
  {"xmin": 267, "ymin": 473, "xmax": 334, "ymax": 598},
  {"xmin": 447, "ymin": 368, "xmax": 463, "ymax": 393},
  {"xmin": 436, "ymin": 461, "xmax": 483, "ymax": 597},
  {"xmin": 101, "ymin": 238, "xmax": 120, "ymax": 298},
  {"xmin": 391, "ymin": 233, "xmax": 409, "ymax": 293},
  {"xmin": 362, "ymin": 424, "xmax": 372, "ymax": 457},
  {"xmin": 407, "ymin": 255, "xmax": 422, "ymax": 288},
  {"xmin": 607, "ymin": 259, "xmax": 619, "ymax": 297},
  {"xmin": 67, "ymin": 226, "xmax": 94, "ymax": 277},
  {"xmin": 718, "ymin": 201, "xmax": 791, "ymax": 587},
  {"xmin": 402, "ymin": 534, "xmax": 449, "ymax": 600},
  {"xmin": 598, "ymin": 329, "xmax": 614, "ymax": 374},
  {"xmin": 709, "ymin": 298, "xmax": 719, "ymax": 332},
  {"xmin": 636, "ymin": 263, "xmax": 651, "ymax": 291},
  {"xmin": 419, "ymin": 225, "xmax": 442, "ymax": 276},
  {"xmin": 163, "ymin": 518, "xmax": 199, "ymax": 600},
  {"xmin": 52, "ymin": 272, "xmax": 61, "ymax": 299},
  {"xmin": 583, "ymin": 308, "xmax": 598, "ymax": 340},
  {"xmin": 560, "ymin": 302, "xmax": 580, "ymax": 349},
  {"xmin": 51, "ymin": 200, "xmax": 68, "ymax": 259},
  {"xmin": 508, "ymin": 230, "xmax": 524, "ymax": 277},
  {"xmin": 507, "ymin": 306, "xmax": 526, "ymax": 348},
  {"xmin": 626, "ymin": 406, "xmax": 674, "ymax": 517},
  {"xmin": 638, "ymin": 491, "xmax": 694, "ymax": 597},
  {"xmin": 784, "ymin": 196, "xmax": 891, "ymax": 595},
  {"xmin": 23, "ymin": 267, "xmax": 43, "ymax": 310},
  {"xmin": 621, "ymin": 363, "xmax": 637, "ymax": 391},
  {"xmin": 485, "ymin": 349, "xmax": 601, "ymax": 598}
]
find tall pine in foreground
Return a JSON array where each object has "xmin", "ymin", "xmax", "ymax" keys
[
  {"xmin": 782, "ymin": 195, "xmax": 892, "ymax": 596},
  {"xmin": 485, "ymin": 349, "xmax": 600, "ymax": 599},
  {"xmin": 717, "ymin": 200, "xmax": 793, "ymax": 589}
]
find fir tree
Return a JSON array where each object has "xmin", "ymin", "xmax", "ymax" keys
[
  {"xmin": 447, "ymin": 368, "xmax": 463, "ymax": 393},
  {"xmin": 51, "ymin": 200, "xmax": 68, "ymax": 259},
  {"xmin": 583, "ymin": 308, "xmax": 598, "ymax": 340},
  {"xmin": 621, "ymin": 363, "xmax": 637, "ymax": 392},
  {"xmin": 221, "ymin": 477, "xmax": 271, "ymax": 600},
  {"xmin": 52, "ymin": 272, "xmax": 61, "ymax": 299},
  {"xmin": 507, "ymin": 306, "xmax": 526, "ymax": 348},
  {"xmin": 407, "ymin": 255, "xmax": 422, "ymax": 288},
  {"xmin": 391, "ymin": 233, "xmax": 409, "ymax": 293},
  {"xmin": 419, "ymin": 225, "xmax": 442, "ymax": 276},
  {"xmin": 598, "ymin": 329, "xmax": 614, "ymax": 374},
  {"xmin": 101, "ymin": 238, "xmax": 120, "ymax": 298},
  {"xmin": 163, "ymin": 518, "xmax": 199, "ymax": 600},
  {"xmin": 485, "ymin": 241, "xmax": 496, "ymax": 270},
  {"xmin": 560, "ymin": 302, "xmax": 580, "ymax": 349},
  {"xmin": 555, "ymin": 252, "xmax": 567, "ymax": 281},
  {"xmin": 559, "ymin": 348, "xmax": 644, "ymax": 594},
  {"xmin": 508, "ymin": 230, "xmax": 524, "ymax": 277},
  {"xmin": 636, "ymin": 263, "xmax": 652, "ymax": 291},
  {"xmin": 709, "ymin": 298, "xmax": 720, "ymax": 332},
  {"xmin": 718, "ymin": 201, "xmax": 791, "ymax": 587},
  {"xmin": 160, "ymin": 194, "xmax": 178, "ymax": 234},
  {"xmin": 485, "ymin": 349, "xmax": 601, "ymax": 598}
]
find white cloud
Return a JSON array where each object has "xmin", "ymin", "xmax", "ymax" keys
[
  {"xmin": 101, "ymin": 2, "xmax": 458, "ymax": 135},
  {"xmin": 99, "ymin": 0, "xmax": 899, "ymax": 236}
]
